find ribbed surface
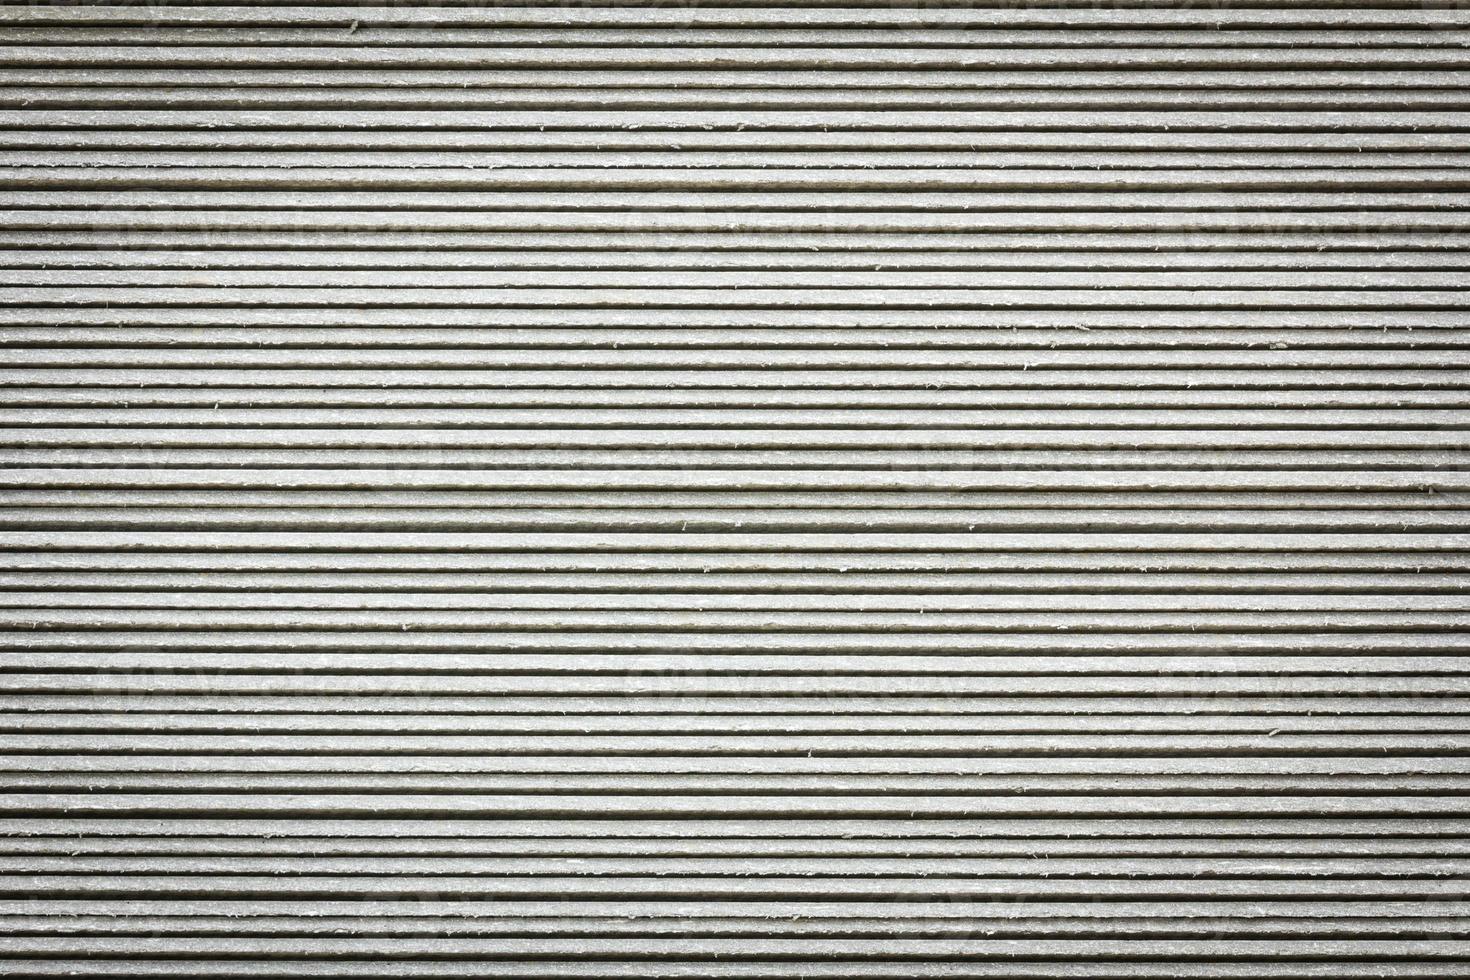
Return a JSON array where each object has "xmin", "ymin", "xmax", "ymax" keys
[{"xmin": 2, "ymin": 1, "xmax": 1469, "ymax": 976}]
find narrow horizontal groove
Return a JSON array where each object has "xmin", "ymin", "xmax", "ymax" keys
[
  {"xmin": 1, "ymin": 929, "xmax": 1459, "ymax": 951},
  {"xmin": 0, "ymin": 963, "xmax": 1464, "ymax": 980},
  {"xmin": 6, "ymin": 330, "xmax": 1470, "ymax": 354},
  {"xmin": 10, "ymin": 816, "xmax": 1470, "ymax": 840},
  {"xmin": 19, "ymin": 25, "xmax": 1470, "ymax": 46},
  {"xmin": 11, "ymin": 655, "xmax": 1470, "ymax": 683},
  {"xmin": 2, "ymin": 571, "xmax": 1464, "ymax": 596},
  {"xmin": 8, "ymin": 251, "xmax": 1470, "ymax": 278},
  {"xmin": 8, "ymin": 346, "xmax": 1468, "ymax": 367},
  {"xmin": 11, "ymin": 775, "xmax": 1470, "ymax": 802},
  {"xmin": 9, "ymin": 188, "xmax": 1470, "ymax": 208},
  {"xmin": 6, "ymin": 408, "xmax": 1465, "ymax": 428},
  {"xmin": 16, "ymin": 91, "xmax": 1470, "ymax": 113},
  {"xmin": 4, "ymin": 590, "xmax": 1463, "ymax": 613},
  {"xmin": 13, "ymin": 214, "xmax": 1470, "ymax": 240},
  {"xmin": 5, "ymin": 249, "xmax": 1470, "ymax": 275},
  {"xmin": 4, "ymin": 899, "xmax": 1464, "ymax": 921},
  {"xmin": 8, "ymin": 854, "xmax": 1470, "ymax": 879},
  {"xmin": 4, "ymin": 470, "xmax": 1465, "ymax": 492},
  {"xmin": 5, "ymin": 910, "xmax": 1464, "ymax": 952},
  {"xmin": 6, "ymin": 514, "xmax": 1465, "ymax": 534},
  {"xmin": 6, "ymin": 8, "xmax": 1470, "ymax": 28},
  {"xmin": 28, "ymin": 217, "xmax": 1470, "ymax": 236},
  {"xmin": 4, "ymin": 913, "xmax": 1468, "ymax": 941},
  {"xmin": 16, "ymin": 268, "xmax": 1470, "ymax": 287},
  {"xmin": 0, "ymin": 964, "xmax": 1460, "ymax": 980},
  {"xmin": 3, "ymin": 424, "xmax": 1462, "ymax": 446},
  {"xmin": 0, "ymin": 531, "xmax": 1464, "ymax": 553},
  {"xmin": 11, "ymin": 237, "xmax": 1470, "ymax": 262},
  {"xmin": 25, "ymin": 215, "xmax": 1470, "ymax": 233},
  {"xmin": 5, "ymin": 876, "xmax": 1470, "ymax": 901},
  {"xmin": 0, "ymin": 488, "xmax": 1461, "ymax": 508},
  {"xmin": 13, "ymin": 129, "xmax": 1470, "ymax": 151},
  {"xmin": 2, "ymin": 94, "xmax": 1468, "ymax": 116},
  {"xmin": 4, "ymin": 457, "xmax": 1465, "ymax": 477},
  {"xmin": 15, "ymin": 289, "xmax": 1470, "ymax": 311},
  {"xmin": 20, "ymin": 48, "xmax": 1470, "ymax": 72},
  {"xmin": 0, "ymin": 964, "xmax": 1464, "ymax": 980},
  {"xmin": 12, "ymin": 641, "xmax": 1470, "ymax": 665},
  {"xmin": 11, "ymin": 110, "xmax": 1470, "ymax": 131},
  {"xmin": 8, "ymin": 916, "xmax": 1469, "ymax": 943},
  {"xmin": 12, "ymin": 745, "xmax": 1470, "ymax": 767},
  {"xmin": 11, "ymin": 685, "xmax": 1470, "ymax": 708},
  {"xmin": 6, "ymin": 668, "xmax": 1470, "ymax": 694},
  {"xmin": 14, "ymin": 671, "xmax": 1464, "ymax": 699},
  {"xmin": 45, "ymin": 217, "xmax": 1470, "ymax": 238},
  {"xmin": 13, "ymin": 609, "xmax": 1470, "ymax": 633},
  {"xmin": 0, "ymin": 934, "xmax": 1466, "ymax": 963},
  {"xmin": 8, "ymin": 81, "xmax": 1458, "ymax": 102},
  {"xmin": 8, "ymin": 309, "xmax": 1470, "ymax": 329},
  {"xmin": 8, "ymin": 712, "xmax": 1470, "ymax": 736},
  {"xmin": 7, "ymin": 335, "xmax": 1459, "ymax": 355},
  {"xmin": 7, "ymin": 68, "xmax": 1469, "ymax": 92},
  {"xmin": 13, "ymin": 150, "xmax": 1470, "ymax": 169},
  {"xmin": 11, "ymin": 391, "xmax": 1466, "ymax": 410},
  {"xmin": 5, "ymin": 837, "xmax": 1470, "ymax": 859},
  {"xmin": 11, "ymin": 395, "xmax": 1468, "ymax": 417},
  {"xmin": 7, "ymin": 167, "xmax": 1470, "ymax": 191},
  {"xmin": 8, "ymin": 791, "xmax": 1470, "ymax": 815},
  {"xmin": 11, "ymin": 387, "xmax": 1470, "ymax": 408},
  {"xmin": 18, "ymin": 449, "xmax": 1462, "ymax": 472},
  {"xmin": 12, "ymin": 25, "xmax": 1470, "ymax": 46},
  {"xmin": 9, "ymin": 369, "xmax": 1470, "ymax": 390},
  {"xmin": 11, "ymin": 731, "xmax": 1470, "ymax": 758},
  {"xmin": 6, "ymin": 427, "xmax": 1465, "ymax": 451},
  {"xmin": 5, "ymin": 548, "xmax": 1462, "ymax": 571}
]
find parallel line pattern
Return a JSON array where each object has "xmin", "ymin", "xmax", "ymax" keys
[{"xmin": 1, "ymin": 1, "xmax": 1468, "ymax": 977}]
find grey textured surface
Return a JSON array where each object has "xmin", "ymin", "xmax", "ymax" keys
[{"xmin": 1, "ymin": 0, "xmax": 1469, "ymax": 976}]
